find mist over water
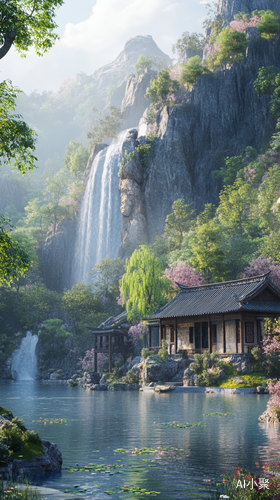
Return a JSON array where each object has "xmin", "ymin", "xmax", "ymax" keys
[
  {"xmin": 11, "ymin": 332, "xmax": 38, "ymax": 380},
  {"xmin": 72, "ymin": 130, "xmax": 130, "ymax": 285}
]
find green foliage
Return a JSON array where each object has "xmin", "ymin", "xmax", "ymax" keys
[
  {"xmin": 158, "ymin": 338, "xmax": 168, "ymax": 360},
  {"xmin": 0, "ymin": 80, "xmax": 37, "ymax": 174},
  {"xmin": 38, "ymin": 319, "xmax": 72, "ymax": 361},
  {"xmin": 141, "ymin": 348, "xmax": 154, "ymax": 360},
  {"xmin": 62, "ymin": 283, "xmax": 103, "ymax": 333},
  {"xmin": 165, "ymin": 198, "xmax": 195, "ymax": 250},
  {"xmin": 180, "ymin": 56, "xmax": 210, "ymax": 88},
  {"xmin": 18, "ymin": 284, "xmax": 60, "ymax": 330},
  {"xmin": 118, "ymin": 135, "xmax": 155, "ymax": 177},
  {"xmin": 64, "ymin": 140, "xmax": 90, "ymax": 177},
  {"xmin": 254, "ymin": 66, "xmax": 279, "ymax": 96},
  {"xmin": 213, "ymin": 155, "xmax": 246, "ymax": 185},
  {"xmin": 145, "ymin": 69, "xmax": 180, "ymax": 110},
  {"xmin": 122, "ymin": 369, "xmax": 139, "ymax": 384},
  {"xmin": 135, "ymin": 55, "xmax": 153, "ymax": 74},
  {"xmin": 12, "ymin": 417, "xmax": 26, "ymax": 432},
  {"xmin": 206, "ymin": 27, "xmax": 248, "ymax": 70},
  {"xmin": 120, "ymin": 245, "xmax": 169, "ymax": 320},
  {"xmin": 0, "ymin": 215, "xmax": 30, "ymax": 285},
  {"xmin": 172, "ymin": 32, "xmax": 205, "ymax": 60},
  {"xmin": 87, "ymin": 106, "xmax": 125, "ymax": 145},
  {"xmin": 0, "ymin": 407, "xmax": 13, "ymax": 420},
  {"xmin": 251, "ymin": 346, "xmax": 280, "ymax": 378},
  {"xmin": 0, "ymin": 0, "xmax": 63, "ymax": 59},
  {"xmin": 89, "ymin": 257, "xmax": 124, "ymax": 301},
  {"xmin": 253, "ymin": 10, "xmax": 280, "ymax": 39}
]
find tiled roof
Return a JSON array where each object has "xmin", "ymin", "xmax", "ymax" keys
[{"xmin": 145, "ymin": 273, "xmax": 280, "ymax": 320}]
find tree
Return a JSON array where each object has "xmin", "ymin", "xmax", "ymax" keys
[
  {"xmin": 164, "ymin": 261, "xmax": 204, "ymax": 289},
  {"xmin": 217, "ymin": 179, "xmax": 255, "ymax": 238},
  {"xmin": 172, "ymin": 32, "xmax": 205, "ymax": 61},
  {"xmin": 206, "ymin": 27, "xmax": 248, "ymax": 70},
  {"xmin": 145, "ymin": 69, "xmax": 180, "ymax": 110},
  {"xmin": 87, "ymin": 106, "xmax": 125, "ymax": 145},
  {"xmin": 64, "ymin": 140, "xmax": 90, "ymax": 178},
  {"xmin": 0, "ymin": 80, "xmax": 37, "ymax": 174},
  {"xmin": 0, "ymin": 0, "xmax": 64, "ymax": 60},
  {"xmin": 135, "ymin": 55, "xmax": 153, "ymax": 74},
  {"xmin": 213, "ymin": 155, "xmax": 246, "ymax": 185},
  {"xmin": 189, "ymin": 204, "xmax": 227, "ymax": 283},
  {"xmin": 180, "ymin": 56, "xmax": 210, "ymax": 88},
  {"xmin": 120, "ymin": 246, "xmax": 169, "ymax": 319},
  {"xmin": 89, "ymin": 257, "xmax": 124, "ymax": 301},
  {"xmin": 165, "ymin": 199, "xmax": 195, "ymax": 249},
  {"xmin": 252, "ymin": 10, "xmax": 280, "ymax": 39},
  {"xmin": 62, "ymin": 283, "xmax": 104, "ymax": 334},
  {"xmin": 244, "ymin": 257, "xmax": 280, "ymax": 288},
  {"xmin": 0, "ymin": 215, "xmax": 30, "ymax": 285},
  {"xmin": 18, "ymin": 284, "xmax": 60, "ymax": 329}
]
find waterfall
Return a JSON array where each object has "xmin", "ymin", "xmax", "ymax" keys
[
  {"xmin": 11, "ymin": 332, "xmax": 38, "ymax": 380},
  {"xmin": 72, "ymin": 130, "xmax": 130, "ymax": 284}
]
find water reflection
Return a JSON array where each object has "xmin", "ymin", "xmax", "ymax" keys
[{"xmin": 0, "ymin": 383, "xmax": 279, "ymax": 498}]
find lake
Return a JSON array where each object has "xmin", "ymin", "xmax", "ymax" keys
[{"xmin": 0, "ymin": 382, "xmax": 278, "ymax": 499}]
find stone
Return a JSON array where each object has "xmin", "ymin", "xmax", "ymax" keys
[
  {"xmin": 127, "ymin": 356, "xmax": 144, "ymax": 370},
  {"xmin": 183, "ymin": 367, "xmax": 195, "ymax": 387},
  {"xmin": 257, "ymin": 386, "xmax": 266, "ymax": 394},
  {"xmin": 99, "ymin": 374, "xmax": 107, "ymax": 385},
  {"xmin": 230, "ymin": 377, "xmax": 244, "ymax": 384},
  {"xmin": 11, "ymin": 440, "xmax": 62, "ymax": 475},
  {"xmin": 259, "ymin": 409, "xmax": 280, "ymax": 424},
  {"xmin": 49, "ymin": 372, "xmax": 60, "ymax": 380},
  {"xmin": 144, "ymin": 356, "xmax": 178, "ymax": 383},
  {"xmin": 120, "ymin": 69, "xmax": 157, "ymax": 130}
]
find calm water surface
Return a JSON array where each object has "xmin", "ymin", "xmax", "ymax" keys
[{"xmin": 0, "ymin": 382, "xmax": 279, "ymax": 499}]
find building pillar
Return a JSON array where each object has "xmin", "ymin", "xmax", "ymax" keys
[
  {"xmin": 208, "ymin": 315, "xmax": 211, "ymax": 353},
  {"xmin": 175, "ymin": 318, "xmax": 178, "ymax": 354},
  {"xmin": 240, "ymin": 315, "xmax": 244, "ymax": 354},
  {"xmin": 94, "ymin": 334, "xmax": 98, "ymax": 372},
  {"xmin": 223, "ymin": 315, "xmax": 226, "ymax": 354},
  {"xmin": 148, "ymin": 327, "xmax": 151, "ymax": 348},
  {"xmin": 235, "ymin": 320, "xmax": 239, "ymax": 354},
  {"xmin": 109, "ymin": 334, "xmax": 112, "ymax": 373},
  {"xmin": 159, "ymin": 320, "xmax": 162, "ymax": 347}
]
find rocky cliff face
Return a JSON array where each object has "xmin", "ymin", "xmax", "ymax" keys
[
  {"xmin": 119, "ymin": 33, "xmax": 280, "ymax": 244},
  {"xmin": 218, "ymin": 0, "xmax": 279, "ymax": 20},
  {"xmin": 120, "ymin": 69, "xmax": 157, "ymax": 130},
  {"xmin": 95, "ymin": 35, "xmax": 170, "ymax": 109}
]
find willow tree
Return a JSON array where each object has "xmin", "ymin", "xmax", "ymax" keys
[{"xmin": 120, "ymin": 246, "xmax": 169, "ymax": 320}]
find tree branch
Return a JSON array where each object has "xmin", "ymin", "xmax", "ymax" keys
[{"xmin": 0, "ymin": 29, "xmax": 16, "ymax": 60}]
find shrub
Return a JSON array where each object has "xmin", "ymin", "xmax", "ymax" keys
[
  {"xmin": 0, "ymin": 422, "xmax": 23, "ymax": 452},
  {"xmin": 180, "ymin": 56, "xmax": 210, "ymax": 88},
  {"xmin": 207, "ymin": 27, "xmax": 248, "ymax": 70},
  {"xmin": 145, "ymin": 69, "xmax": 180, "ymax": 109},
  {"xmin": 253, "ymin": 10, "xmax": 280, "ymax": 39},
  {"xmin": 135, "ymin": 54, "xmax": 153, "ymax": 74},
  {"xmin": 23, "ymin": 430, "xmax": 42, "ymax": 445},
  {"xmin": 12, "ymin": 417, "xmax": 27, "ymax": 432},
  {"xmin": 158, "ymin": 339, "xmax": 168, "ymax": 360},
  {"xmin": 141, "ymin": 348, "xmax": 154, "ymax": 360},
  {"xmin": 251, "ymin": 346, "xmax": 280, "ymax": 378},
  {"xmin": 122, "ymin": 369, "xmax": 139, "ymax": 384}
]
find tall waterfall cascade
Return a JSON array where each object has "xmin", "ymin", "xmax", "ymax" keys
[
  {"xmin": 72, "ymin": 130, "xmax": 130, "ymax": 284},
  {"xmin": 11, "ymin": 332, "xmax": 38, "ymax": 380}
]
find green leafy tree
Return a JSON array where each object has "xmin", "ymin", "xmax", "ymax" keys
[
  {"xmin": 253, "ymin": 10, "xmax": 280, "ymax": 39},
  {"xmin": 89, "ymin": 257, "xmax": 124, "ymax": 300},
  {"xmin": 207, "ymin": 27, "xmax": 248, "ymax": 70},
  {"xmin": 213, "ymin": 155, "xmax": 246, "ymax": 185},
  {"xmin": 256, "ymin": 166, "xmax": 280, "ymax": 234},
  {"xmin": 120, "ymin": 246, "xmax": 169, "ymax": 319},
  {"xmin": 18, "ymin": 284, "xmax": 60, "ymax": 329},
  {"xmin": 135, "ymin": 55, "xmax": 153, "ymax": 74},
  {"xmin": 0, "ymin": 215, "xmax": 30, "ymax": 285},
  {"xmin": 180, "ymin": 56, "xmax": 210, "ymax": 88},
  {"xmin": 0, "ymin": 80, "xmax": 37, "ymax": 174},
  {"xmin": 62, "ymin": 283, "xmax": 104, "ymax": 333},
  {"xmin": 254, "ymin": 66, "xmax": 279, "ymax": 96},
  {"xmin": 172, "ymin": 32, "xmax": 205, "ymax": 60},
  {"xmin": 165, "ymin": 199, "xmax": 195, "ymax": 249},
  {"xmin": 217, "ymin": 179, "xmax": 256, "ymax": 238},
  {"xmin": 0, "ymin": 0, "xmax": 63, "ymax": 60},
  {"xmin": 38, "ymin": 319, "xmax": 73, "ymax": 362},
  {"xmin": 64, "ymin": 140, "xmax": 90, "ymax": 178},
  {"xmin": 145, "ymin": 69, "xmax": 180, "ymax": 109},
  {"xmin": 87, "ymin": 106, "xmax": 125, "ymax": 145},
  {"xmin": 189, "ymin": 204, "xmax": 227, "ymax": 282}
]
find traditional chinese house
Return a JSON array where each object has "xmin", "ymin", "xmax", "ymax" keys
[
  {"xmin": 144, "ymin": 273, "xmax": 280, "ymax": 355},
  {"xmin": 85, "ymin": 311, "xmax": 133, "ymax": 372}
]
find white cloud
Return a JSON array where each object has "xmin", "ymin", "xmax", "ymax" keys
[{"xmin": 0, "ymin": 0, "xmax": 208, "ymax": 93}]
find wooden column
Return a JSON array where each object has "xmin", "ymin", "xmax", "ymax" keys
[
  {"xmin": 257, "ymin": 320, "xmax": 261, "ymax": 347},
  {"xmin": 148, "ymin": 327, "xmax": 151, "ymax": 348},
  {"xmin": 175, "ymin": 318, "xmax": 178, "ymax": 354},
  {"xmin": 109, "ymin": 334, "xmax": 112, "ymax": 373},
  {"xmin": 223, "ymin": 315, "xmax": 226, "ymax": 354},
  {"xmin": 240, "ymin": 314, "xmax": 244, "ymax": 354},
  {"xmin": 200, "ymin": 323, "xmax": 202, "ymax": 354},
  {"xmin": 208, "ymin": 315, "xmax": 211, "ymax": 353},
  {"xmin": 94, "ymin": 334, "xmax": 98, "ymax": 372},
  {"xmin": 159, "ymin": 320, "xmax": 162, "ymax": 347},
  {"xmin": 235, "ymin": 320, "xmax": 238, "ymax": 354}
]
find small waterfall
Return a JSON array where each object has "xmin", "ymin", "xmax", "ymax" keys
[
  {"xmin": 11, "ymin": 332, "xmax": 38, "ymax": 380},
  {"xmin": 72, "ymin": 130, "xmax": 130, "ymax": 284}
]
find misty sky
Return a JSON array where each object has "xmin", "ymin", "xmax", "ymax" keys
[{"xmin": 1, "ymin": 0, "xmax": 212, "ymax": 95}]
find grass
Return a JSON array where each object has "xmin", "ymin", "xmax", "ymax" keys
[
  {"xmin": 10, "ymin": 443, "xmax": 44, "ymax": 461},
  {"xmin": 0, "ymin": 480, "xmax": 42, "ymax": 500},
  {"xmin": 214, "ymin": 363, "xmax": 269, "ymax": 388}
]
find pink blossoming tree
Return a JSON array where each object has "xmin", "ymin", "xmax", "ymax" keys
[
  {"xmin": 164, "ymin": 261, "xmax": 204, "ymax": 289},
  {"xmin": 244, "ymin": 257, "xmax": 280, "ymax": 288},
  {"xmin": 128, "ymin": 322, "xmax": 149, "ymax": 346},
  {"xmin": 80, "ymin": 349, "xmax": 107, "ymax": 371}
]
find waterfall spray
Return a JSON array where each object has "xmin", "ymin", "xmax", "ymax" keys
[
  {"xmin": 11, "ymin": 332, "xmax": 38, "ymax": 380},
  {"xmin": 72, "ymin": 130, "xmax": 130, "ymax": 284}
]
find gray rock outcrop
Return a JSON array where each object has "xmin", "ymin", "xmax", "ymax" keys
[
  {"xmin": 259, "ymin": 409, "xmax": 280, "ymax": 424},
  {"xmin": 143, "ymin": 356, "xmax": 179, "ymax": 383},
  {"xmin": 12, "ymin": 440, "xmax": 62, "ymax": 475},
  {"xmin": 218, "ymin": 0, "xmax": 279, "ymax": 21},
  {"xmin": 121, "ymin": 69, "xmax": 157, "ymax": 130}
]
